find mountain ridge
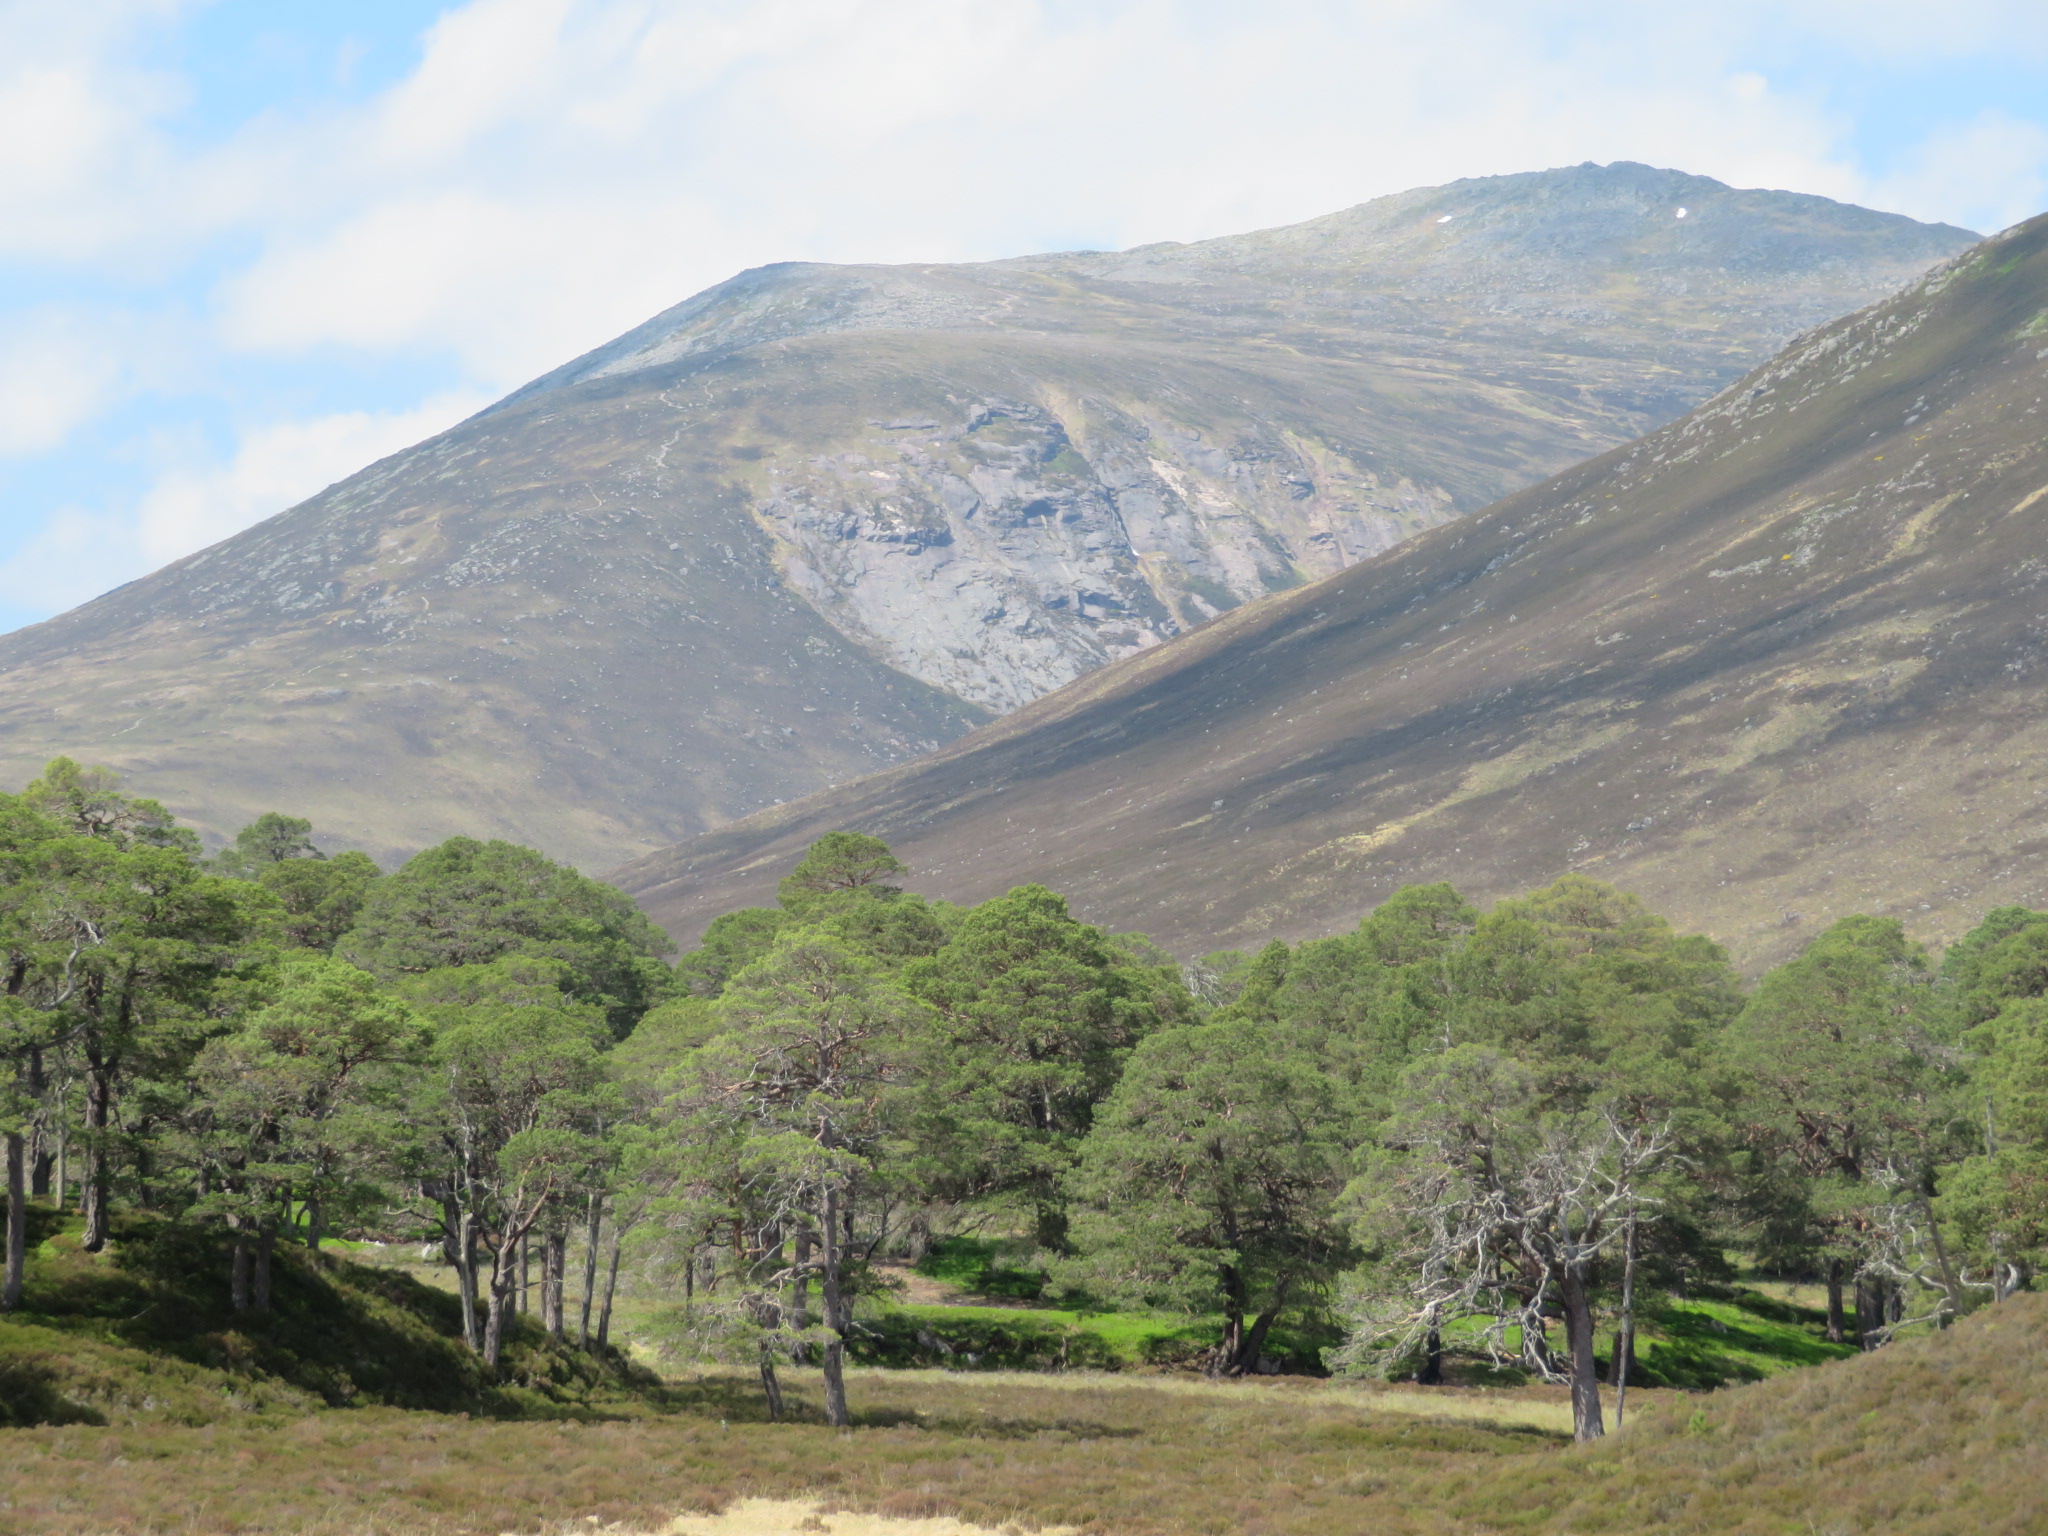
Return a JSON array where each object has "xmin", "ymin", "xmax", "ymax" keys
[
  {"xmin": 614, "ymin": 212, "xmax": 2048, "ymax": 971},
  {"xmin": 0, "ymin": 163, "xmax": 1975, "ymax": 869}
]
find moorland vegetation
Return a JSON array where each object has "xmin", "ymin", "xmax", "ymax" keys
[{"xmin": 3, "ymin": 754, "xmax": 2046, "ymax": 1529}]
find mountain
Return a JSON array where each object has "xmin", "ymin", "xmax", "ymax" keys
[
  {"xmin": 616, "ymin": 212, "xmax": 2048, "ymax": 972},
  {"xmin": 0, "ymin": 164, "xmax": 1973, "ymax": 869}
]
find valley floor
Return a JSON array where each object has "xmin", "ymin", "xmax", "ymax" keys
[
  {"xmin": 3, "ymin": 1217, "xmax": 2042, "ymax": 1535},
  {"xmin": 8, "ymin": 1297, "xmax": 2047, "ymax": 1536}
]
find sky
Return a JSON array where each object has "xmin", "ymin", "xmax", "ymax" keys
[{"xmin": 1, "ymin": 0, "xmax": 2044, "ymax": 636}]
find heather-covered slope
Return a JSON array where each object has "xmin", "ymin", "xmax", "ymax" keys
[
  {"xmin": 0, "ymin": 164, "xmax": 1968, "ymax": 868},
  {"xmin": 1502, "ymin": 1293, "xmax": 2048, "ymax": 1534},
  {"xmin": 619, "ymin": 213, "xmax": 2048, "ymax": 972}
]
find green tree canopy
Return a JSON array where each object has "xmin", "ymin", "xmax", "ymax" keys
[
  {"xmin": 683, "ymin": 926, "xmax": 932, "ymax": 1426},
  {"xmin": 180, "ymin": 958, "xmax": 424, "ymax": 1307},
  {"xmin": 256, "ymin": 850, "xmax": 381, "ymax": 953},
  {"xmin": 20, "ymin": 757, "xmax": 196, "ymax": 855},
  {"xmin": 904, "ymin": 884, "xmax": 1192, "ymax": 1249},
  {"xmin": 775, "ymin": 831, "xmax": 907, "ymax": 912},
  {"xmin": 412, "ymin": 976, "xmax": 616, "ymax": 1363},
  {"xmin": 340, "ymin": 836, "xmax": 672, "ymax": 1034},
  {"xmin": 1067, "ymin": 1017, "xmax": 1352, "ymax": 1375},
  {"xmin": 214, "ymin": 812, "xmax": 321, "ymax": 877}
]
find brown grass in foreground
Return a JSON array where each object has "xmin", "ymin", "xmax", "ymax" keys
[
  {"xmin": 2, "ymin": 1296, "xmax": 2043, "ymax": 1536},
  {"xmin": 0, "ymin": 1370, "xmax": 1564, "ymax": 1536},
  {"xmin": 649, "ymin": 1497, "xmax": 1068, "ymax": 1536}
]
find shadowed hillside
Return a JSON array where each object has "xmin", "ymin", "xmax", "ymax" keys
[
  {"xmin": 0, "ymin": 164, "xmax": 1969, "ymax": 869},
  {"xmin": 619, "ymin": 212, "xmax": 2048, "ymax": 972},
  {"xmin": 0, "ymin": 1212, "xmax": 662, "ymax": 1428}
]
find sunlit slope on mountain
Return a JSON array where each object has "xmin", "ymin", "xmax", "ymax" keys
[
  {"xmin": 0, "ymin": 164, "xmax": 1970, "ymax": 868},
  {"xmin": 506, "ymin": 161, "xmax": 1972, "ymax": 712},
  {"xmin": 0, "ymin": 411, "xmax": 989, "ymax": 871},
  {"xmin": 619, "ymin": 215, "xmax": 2048, "ymax": 971}
]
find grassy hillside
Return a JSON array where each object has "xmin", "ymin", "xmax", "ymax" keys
[
  {"xmin": 1490, "ymin": 1291, "xmax": 2048, "ymax": 1533},
  {"xmin": 0, "ymin": 1208, "xmax": 663, "ymax": 1429},
  {"xmin": 1, "ymin": 1294, "xmax": 2040, "ymax": 1534}
]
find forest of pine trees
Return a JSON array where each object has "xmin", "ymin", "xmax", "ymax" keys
[{"xmin": 4, "ymin": 758, "xmax": 2045, "ymax": 1444}]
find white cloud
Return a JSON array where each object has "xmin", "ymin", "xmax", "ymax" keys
[
  {"xmin": 0, "ymin": 389, "xmax": 490, "ymax": 616},
  {"xmin": 130, "ymin": 389, "xmax": 492, "ymax": 566},
  {"xmin": 0, "ymin": 505, "xmax": 132, "ymax": 618},
  {"xmin": 1872, "ymin": 111, "xmax": 2048, "ymax": 235},
  {"xmin": 0, "ymin": 1, "xmax": 192, "ymax": 264},
  {"xmin": 0, "ymin": 307, "xmax": 125, "ymax": 455},
  {"xmin": 4, "ymin": 0, "xmax": 2048, "ymax": 627},
  {"xmin": 211, "ymin": 0, "xmax": 1895, "ymax": 389}
]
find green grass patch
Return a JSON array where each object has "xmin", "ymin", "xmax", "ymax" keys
[
  {"xmin": 1384, "ymin": 1284, "xmax": 1856, "ymax": 1390},
  {"xmin": 910, "ymin": 1236, "xmax": 1043, "ymax": 1300},
  {"xmin": 853, "ymin": 1299, "xmax": 1332, "ymax": 1373},
  {"xmin": 1623, "ymin": 1289, "xmax": 1856, "ymax": 1388}
]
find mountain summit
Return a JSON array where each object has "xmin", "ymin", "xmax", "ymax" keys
[
  {"xmin": 618, "ymin": 212, "xmax": 2048, "ymax": 971},
  {"xmin": 0, "ymin": 164, "xmax": 1972, "ymax": 867}
]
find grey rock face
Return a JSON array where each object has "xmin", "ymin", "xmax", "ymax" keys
[
  {"xmin": 502, "ymin": 159, "xmax": 1975, "ymax": 718},
  {"xmin": 759, "ymin": 398, "xmax": 1445, "ymax": 709}
]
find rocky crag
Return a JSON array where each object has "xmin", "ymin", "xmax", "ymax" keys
[
  {"xmin": 0, "ymin": 163, "xmax": 1972, "ymax": 867},
  {"xmin": 618, "ymin": 212, "xmax": 2048, "ymax": 972}
]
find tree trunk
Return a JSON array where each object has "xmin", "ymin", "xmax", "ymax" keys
[
  {"xmin": 546, "ymin": 1228, "xmax": 567, "ymax": 1339},
  {"xmin": 596, "ymin": 1231, "xmax": 623, "ymax": 1351},
  {"xmin": 230, "ymin": 1229, "xmax": 252, "ymax": 1315},
  {"xmin": 53, "ymin": 1126, "xmax": 66, "ymax": 1214},
  {"xmin": 23, "ymin": 1049, "xmax": 49, "ymax": 1207},
  {"xmin": 580, "ymin": 1193, "xmax": 602, "ymax": 1345},
  {"xmin": 3, "ymin": 1130, "xmax": 25, "ymax": 1312},
  {"xmin": 788, "ymin": 1227, "xmax": 813, "ymax": 1365},
  {"xmin": 304, "ymin": 1194, "xmax": 323, "ymax": 1253},
  {"xmin": 1231, "ymin": 1304, "xmax": 1285, "ymax": 1376},
  {"xmin": 454, "ymin": 1208, "xmax": 482, "ymax": 1350},
  {"xmin": 1920, "ymin": 1192, "xmax": 1963, "ymax": 1326},
  {"xmin": 758, "ymin": 1340, "xmax": 785, "ymax": 1421},
  {"xmin": 80, "ymin": 1068, "xmax": 112, "ymax": 1252},
  {"xmin": 1610, "ymin": 1326, "xmax": 1637, "ymax": 1391},
  {"xmin": 1520, "ymin": 1297, "xmax": 1563, "ymax": 1378},
  {"xmin": 482, "ymin": 1232, "xmax": 521, "ymax": 1368},
  {"xmin": 1612, "ymin": 1211, "xmax": 1639, "ymax": 1430},
  {"xmin": 1824, "ymin": 1259, "xmax": 1846, "ymax": 1344},
  {"xmin": 818, "ymin": 1187, "xmax": 851, "ymax": 1429},
  {"xmin": 1855, "ymin": 1274, "xmax": 1884, "ymax": 1349},
  {"xmin": 1213, "ymin": 1264, "xmax": 1247, "ymax": 1378},
  {"xmin": 1558, "ymin": 1262, "xmax": 1605, "ymax": 1442},
  {"xmin": 1415, "ymin": 1305, "xmax": 1444, "ymax": 1385},
  {"xmin": 1033, "ymin": 1200, "xmax": 1068, "ymax": 1255},
  {"xmin": 253, "ymin": 1222, "xmax": 276, "ymax": 1313},
  {"xmin": 517, "ymin": 1232, "xmax": 530, "ymax": 1314}
]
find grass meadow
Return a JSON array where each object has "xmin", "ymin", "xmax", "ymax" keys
[
  {"xmin": 5, "ymin": 1297, "xmax": 2046, "ymax": 1535},
  {"xmin": 3, "ymin": 1213, "xmax": 2043, "ymax": 1535}
]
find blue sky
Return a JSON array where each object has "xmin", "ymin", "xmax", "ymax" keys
[{"xmin": 1, "ymin": 0, "xmax": 2044, "ymax": 636}]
